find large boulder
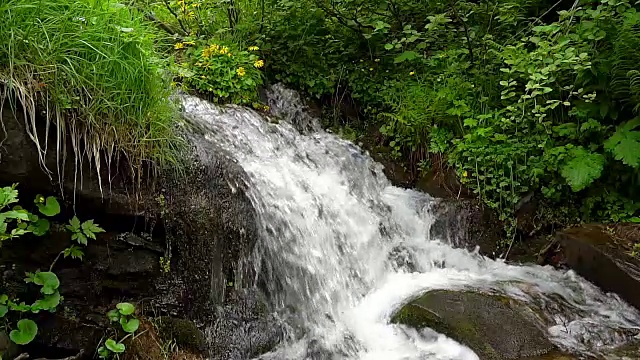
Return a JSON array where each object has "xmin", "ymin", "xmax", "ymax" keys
[
  {"xmin": 550, "ymin": 224, "xmax": 640, "ymax": 311},
  {"xmin": 391, "ymin": 290, "xmax": 566, "ymax": 360}
]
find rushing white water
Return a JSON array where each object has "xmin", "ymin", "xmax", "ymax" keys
[{"xmin": 181, "ymin": 85, "xmax": 640, "ymax": 360}]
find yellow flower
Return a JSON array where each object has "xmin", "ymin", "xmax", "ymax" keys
[
  {"xmin": 462, "ymin": 170, "xmax": 468, "ymax": 178},
  {"xmin": 254, "ymin": 59, "xmax": 265, "ymax": 68},
  {"xmin": 236, "ymin": 67, "xmax": 246, "ymax": 77},
  {"xmin": 174, "ymin": 42, "xmax": 185, "ymax": 50},
  {"xmin": 228, "ymin": 53, "xmax": 233, "ymax": 57},
  {"xmin": 248, "ymin": 46, "xmax": 259, "ymax": 51},
  {"xmin": 409, "ymin": 71, "xmax": 415, "ymax": 76},
  {"xmin": 184, "ymin": 41, "xmax": 195, "ymax": 46},
  {"xmin": 220, "ymin": 46, "xmax": 229, "ymax": 55}
]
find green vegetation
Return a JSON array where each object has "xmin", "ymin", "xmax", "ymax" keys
[
  {"xmin": 0, "ymin": 0, "xmax": 182, "ymax": 181},
  {"xmin": 99, "ymin": 302, "xmax": 140, "ymax": 359},
  {"xmin": 141, "ymin": 0, "xmax": 640, "ymax": 239},
  {"xmin": 1, "ymin": 0, "xmax": 637, "ymax": 244},
  {"xmin": 135, "ymin": 0, "xmax": 267, "ymax": 104},
  {"xmin": 0, "ymin": 184, "xmax": 102, "ymax": 348}
]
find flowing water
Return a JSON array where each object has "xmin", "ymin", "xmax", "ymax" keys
[{"xmin": 180, "ymin": 85, "xmax": 640, "ymax": 360}]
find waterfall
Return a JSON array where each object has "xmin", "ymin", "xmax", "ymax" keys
[{"xmin": 180, "ymin": 85, "xmax": 640, "ymax": 360}]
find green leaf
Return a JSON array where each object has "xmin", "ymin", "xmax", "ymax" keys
[
  {"xmin": 384, "ymin": 44, "xmax": 394, "ymax": 50},
  {"xmin": 0, "ymin": 186, "xmax": 19, "ymax": 209},
  {"xmin": 107, "ymin": 309, "xmax": 121, "ymax": 322},
  {"xmin": 72, "ymin": 232, "xmax": 88, "ymax": 245},
  {"xmin": 98, "ymin": 346, "xmax": 110, "ymax": 359},
  {"xmin": 604, "ymin": 119, "xmax": 640, "ymax": 168},
  {"xmin": 28, "ymin": 219, "xmax": 50, "ymax": 236},
  {"xmin": 0, "ymin": 294, "xmax": 8, "ymax": 304},
  {"xmin": 120, "ymin": 317, "xmax": 140, "ymax": 333},
  {"xmin": 560, "ymin": 147, "xmax": 605, "ymax": 192},
  {"xmin": 32, "ymin": 291, "xmax": 61, "ymax": 311},
  {"xmin": 0, "ymin": 305, "xmax": 7, "ymax": 317},
  {"xmin": 24, "ymin": 272, "xmax": 36, "ymax": 284},
  {"xmin": 116, "ymin": 302, "xmax": 135, "ymax": 316},
  {"xmin": 105, "ymin": 339, "xmax": 126, "ymax": 353},
  {"xmin": 81, "ymin": 220, "xmax": 105, "ymax": 239},
  {"xmin": 9, "ymin": 319, "xmax": 38, "ymax": 345},
  {"xmin": 3, "ymin": 210, "xmax": 29, "ymax": 221},
  {"xmin": 68, "ymin": 216, "xmax": 81, "ymax": 231},
  {"xmin": 394, "ymin": 51, "xmax": 419, "ymax": 63},
  {"xmin": 33, "ymin": 272, "xmax": 60, "ymax": 295},
  {"xmin": 63, "ymin": 245, "xmax": 84, "ymax": 260},
  {"xmin": 8, "ymin": 301, "xmax": 31, "ymax": 312},
  {"xmin": 36, "ymin": 197, "xmax": 60, "ymax": 217}
]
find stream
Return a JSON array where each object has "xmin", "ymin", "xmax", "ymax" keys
[{"xmin": 181, "ymin": 85, "xmax": 640, "ymax": 360}]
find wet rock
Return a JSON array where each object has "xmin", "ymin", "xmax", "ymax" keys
[
  {"xmin": 163, "ymin": 123, "xmax": 259, "ymax": 320},
  {"xmin": 391, "ymin": 290, "xmax": 557, "ymax": 360},
  {"xmin": 206, "ymin": 288, "xmax": 284, "ymax": 360},
  {"xmin": 552, "ymin": 224, "xmax": 640, "ymax": 310},
  {"xmin": 430, "ymin": 199, "xmax": 503, "ymax": 257}
]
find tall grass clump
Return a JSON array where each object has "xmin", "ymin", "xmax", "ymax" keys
[{"xmin": 0, "ymin": 0, "xmax": 181, "ymax": 187}]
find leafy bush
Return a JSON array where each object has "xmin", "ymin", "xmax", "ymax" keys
[
  {"xmin": 193, "ymin": 0, "xmax": 639, "ymax": 238},
  {"xmin": 0, "ymin": 0, "xmax": 182, "ymax": 181},
  {"xmin": 174, "ymin": 42, "xmax": 264, "ymax": 103}
]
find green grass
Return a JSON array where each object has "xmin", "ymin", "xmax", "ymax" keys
[{"xmin": 0, "ymin": 0, "xmax": 182, "ymax": 183}]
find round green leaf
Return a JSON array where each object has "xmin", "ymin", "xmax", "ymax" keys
[
  {"xmin": 36, "ymin": 196, "xmax": 60, "ymax": 217},
  {"xmin": 105, "ymin": 339, "xmax": 126, "ymax": 353},
  {"xmin": 120, "ymin": 318, "xmax": 139, "ymax": 333},
  {"xmin": 29, "ymin": 218, "xmax": 50, "ymax": 236},
  {"xmin": 116, "ymin": 302, "xmax": 135, "ymax": 316},
  {"xmin": 33, "ymin": 272, "xmax": 60, "ymax": 295},
  {"xmin": 0, "ymin": 304, "xmax": 8, "ymax": 317},
  {"xmin": 32, "ymin": 291, "xmax": 61, "ymax": 311},
  {"xmin": 9, "ymin": 319, "xmax": 38, "ymax": 345}
]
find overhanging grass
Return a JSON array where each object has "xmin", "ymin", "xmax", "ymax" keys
[{"xmin": 0, "ymin": 0, "xmax": 182, "ymax": 187}]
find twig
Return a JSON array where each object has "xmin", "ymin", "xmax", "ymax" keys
[
  {"xmin": 450, "ymin": 0, "xmax": 474, "ymax": 64},
  {"xmin": 161, "ymin": 0, "xmax": 189, "ymax": 35}
]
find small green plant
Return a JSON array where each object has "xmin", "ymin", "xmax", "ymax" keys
[
  {"xmin": 175, "ymin": 41, "xmax": 264, "ymax": 104},
  {"xmin": 159, "ymin": 256, "xmax": 171, "ymax": 273},
  {"xmin": 99, "ymin": 302, "xmax": 140, "ymax": 359},
  {"xmin": 0, "ymin": 184, "xmax": 103, "ymax": 348}
]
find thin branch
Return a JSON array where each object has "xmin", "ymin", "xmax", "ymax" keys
[
  {"xmin": 162, "ymin": 0, "xmax": 189, "ymax": 35},
  {"xmin": 450, "ymin": 0, "xmax": 474, "ymax": 64},
  {"xmin": 142, "ymin": 10, "xmax": 187, "ymax": 37}
]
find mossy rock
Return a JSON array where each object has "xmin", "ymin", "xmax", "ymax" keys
[
  {"xmin": 391, "ymin": 290, "xmax": 559, "ymax": 360},
  {"xmin": 155, "ymin": 317, "xmax": 206, "ymax": 353}
]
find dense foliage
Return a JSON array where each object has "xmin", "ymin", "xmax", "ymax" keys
[
  {"xmin": 0, "ymin": 0, "xmax": 182, "ymax": 181},
  {"xmin": 137, "ymin": 0, "xmax": 267, "ymax": 104},
  {"xmin": 143, "ymin": 0, "xmax": 640, "ymax": 237},
  {"xmin": 2, "ymin": 0, "xmax": 638, "ymax": 239}
]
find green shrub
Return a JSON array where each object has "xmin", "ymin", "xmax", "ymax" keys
[
  {"xmin": 0, "ymin": 0, "xmax": 182, "ymax": 181},
  {"xmin": 174, "ymin": 41, "xmax": 264, "ymax": 104}
]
